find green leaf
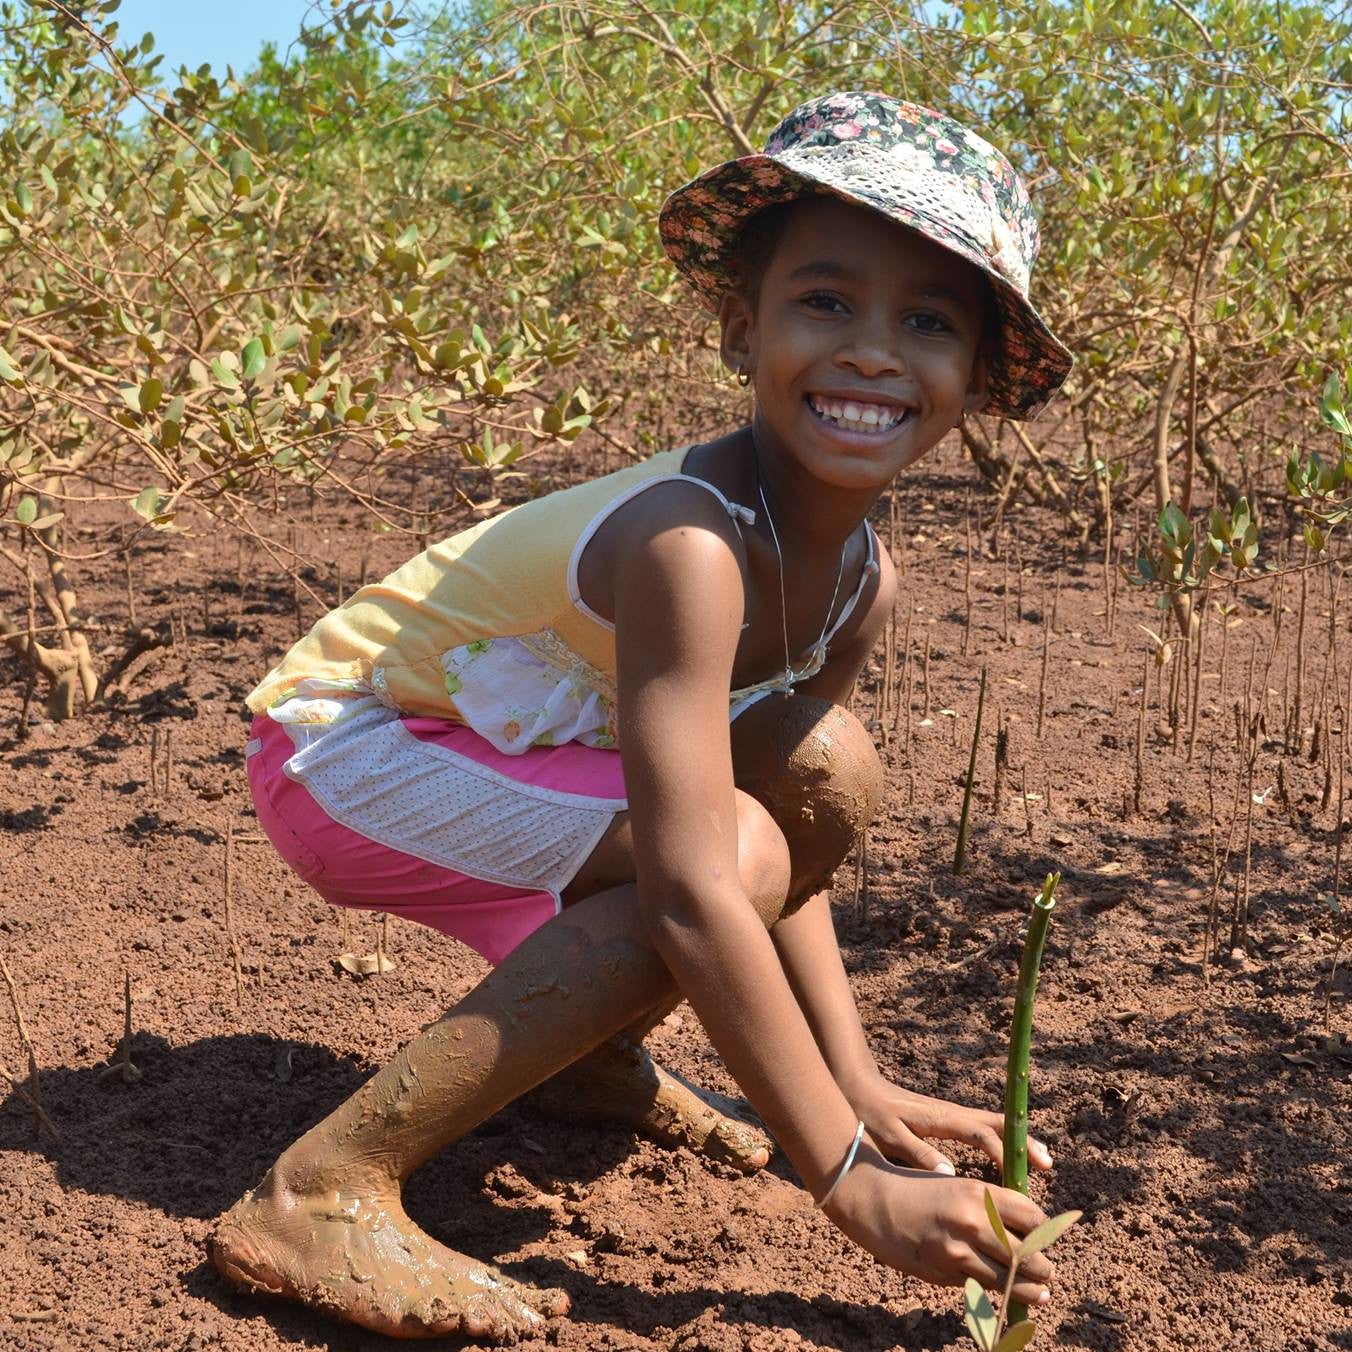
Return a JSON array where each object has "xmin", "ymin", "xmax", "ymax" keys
[
  {"xmin": 963, "ymin": 1280, "xmax": 997, "ymax": 1352},
  {"xmin": 241, "ymin": 338, "xmax": 266, "ymax": 381},
  {"xmin": 1159, "ymin": 502, "xmax": 1189, "ymax": 544},
  {"xmin": 130, "ymin": 486, "xmax": 165, "ymax": 521},
  {"xmin": 983, "ymin": 1188, "xmax": 1012, "ymax": 1257},
  {"xmin": 1015, "ymin": 1208, "xmax": 1083, "ymax": 1260},
  {"xmin": 16, "ymin": 495, "xmax": 37, "ymax": 525},
  {"xmin": 138, "ymin": 377, "xmax": 164, "ymax": 413},
  {"xmin": 1320, "ymin": 371, "xmax": 1352, "ymax": 437},
  {"xmin": 0, "ymin": 345, "xmax": 22, "ymax": 384},
  {"xmin": 993, "ymin": 1321, "xmax": 1038, "ymax": 1352},
  {"xmin": 210, "ymin": 358, "xmax": 239, "ymax": 390},
  {"xmin": 14, "ymin": 182, "xmax": 33, "ymax": 216}
]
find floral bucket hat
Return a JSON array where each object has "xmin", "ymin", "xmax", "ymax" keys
[{"xmin": 659, "ymin": 91, "xmax": 1073, "ymax": 420}]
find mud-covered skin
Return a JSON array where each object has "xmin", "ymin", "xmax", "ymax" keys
[
  {"xmin": 730, "ymin": 694, "xmax": 885, "ymax": 905},
  {"xmin": 567, "ymin": 694, "xmax": 884, "ymax": 916},
  {"xmin": 542, "ymin": 696, "xmax": 880, "ymax": 1174},
  {"xmin": 530, "ymin": 1033, "xmax": 772, "ymax": 1172},
  {"xmin": 211, "ymin": 1166, "xmax": 568, "ymax": 1342},
  {"xmin": 209, "ymin": 696, "xmax": 878, "ymax": 1342}
]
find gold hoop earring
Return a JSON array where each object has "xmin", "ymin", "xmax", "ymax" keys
[{"xmin": 737, "ymin": 367, "xmax": 752, "ymax": 388}]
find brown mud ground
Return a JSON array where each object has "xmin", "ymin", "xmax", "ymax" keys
[{"xmin": 2, "ymin": 455, "xmax": 1350, "ymax": 1351}]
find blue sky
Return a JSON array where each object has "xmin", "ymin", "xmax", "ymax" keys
[{"xmin": 113, "ymin": 0, "xmax": 321, "ymax": 79}]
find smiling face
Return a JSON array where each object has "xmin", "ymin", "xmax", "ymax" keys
[{"xmin": 720, "ymin": 197, "xmax": 991, "ymax": 492}]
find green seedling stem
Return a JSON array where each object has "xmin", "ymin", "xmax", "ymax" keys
[
  {"xmin": 1002, "ymin": 871, "xmax": 1060, "ymax": 1325},
  {"xmin": 953, "ymin": 666, "xmax": 989, "ymax": 875}
]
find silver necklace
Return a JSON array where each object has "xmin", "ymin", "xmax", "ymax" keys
[{"xmin": 756, "ymin": 476, "xmax": 849, "ymax": 693}]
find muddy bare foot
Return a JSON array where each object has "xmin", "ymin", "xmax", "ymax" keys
[
  {"xmin": 531, "ymin": 1035, "xmax": 771, "ymax": 1173},
  {"xmin": 209, "ymin": 1166, "xmax": 568, "ymax": 1343}
]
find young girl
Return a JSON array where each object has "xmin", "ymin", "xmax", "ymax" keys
[{"xmin": 211, "ymin": 91, "xmax": 1074, "ymax": 1342}]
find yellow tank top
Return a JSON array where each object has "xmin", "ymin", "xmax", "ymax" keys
[{"xmin": 247, "ymin": 448, "xmax": 877, "ymax": 753}]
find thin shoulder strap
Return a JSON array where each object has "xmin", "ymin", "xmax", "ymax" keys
[{"xmin": 821, "ymin": 523, "xmax": 881, "ymax": 646}]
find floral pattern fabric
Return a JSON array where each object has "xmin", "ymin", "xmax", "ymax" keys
[
  {"xmin": 439, "ymin": 633, "xmax": 619, "ymax": 754},
  {"xmin": 658, "ymin": 90, "xmax": 1073, "ymax": 421}
]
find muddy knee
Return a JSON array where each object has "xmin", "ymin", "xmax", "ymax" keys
[
  {"xmin": 731, "ymin": 694, "xmax": 883, "ymax": 904},
  {"xmin": 734, "ymin": 789, "xmax": 792, "ymax": 928}
]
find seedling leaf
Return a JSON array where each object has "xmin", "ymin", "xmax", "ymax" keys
[
  {"xmin": 983, "ymin": 1187, "xmax": 1012, "ymax": 1256},
  {"xmin": 963, "ymin": 1279, "xmax": 997, "ymax": 1352},
  {"xmin": 993, "ymin": 1320, "xmax": 1038, "ymax": 1352},
  {"xmin": 1014, "ymin": 1208, "xmax": 1083, "ymax": 1260}
]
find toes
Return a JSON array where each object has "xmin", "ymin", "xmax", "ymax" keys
[
  {"xmin": 702, "ymin": 1117, "xmax": 772, "ymax": 1173},
  {"xmin": 406, "ymin": 1269, "xmax": 566, "ymax": 1343},
  {"xmin": 517, "ymin": 1282, "xmax": 570, "ymax": 1318},
  {"xmin": 458, "ymin": 1289, "xmax": 547, "ymax": 1345}
]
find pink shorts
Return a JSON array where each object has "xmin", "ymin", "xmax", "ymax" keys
[{"xmin": 245, "ymin": 709, "xmax": 627, "ymax": 965}]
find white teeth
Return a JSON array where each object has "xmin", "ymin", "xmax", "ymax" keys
[{"xmin": 809, "ymin": 396, "xmax": 907, "ymax": 430}]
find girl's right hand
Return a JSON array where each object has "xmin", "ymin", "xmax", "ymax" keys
[{"xmin": 822, "ymin": 1143, "xmax": 1055, "ymax": 1307}]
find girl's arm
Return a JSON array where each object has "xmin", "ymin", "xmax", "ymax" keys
[
  {"xmin": 611, "ymin": 482, "xmax": 862, "ymax": 1200},
  {"xmin": 610, "ymin": 485, "xmax": 1052, "ymax": 1301},
  {"xmin": 776, "ymin": 543, "xmax": 1053, "ymax": 1174}
]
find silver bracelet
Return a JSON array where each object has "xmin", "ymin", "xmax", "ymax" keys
[{"xmin": 815, "ymin": 1119, "xmax": 866, "ymax": 1210}]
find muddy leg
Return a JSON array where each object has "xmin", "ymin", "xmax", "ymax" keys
[
  {"xmin": 528, "ymin": 1030, "xmax": 772, "ymax": 1173},
  {"xmin": 210, "ymin": 791, "xmax": 789, "ymax": 1343},
  {"xmin": 533, "ymin": 696, "xmax": 883, "ymax": 1173},
  {"xmin": 729, "ymin": 694, "xmax": 885, "ymax": 907}
]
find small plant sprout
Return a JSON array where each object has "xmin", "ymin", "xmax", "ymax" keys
[
  {"xmin": 100, "ymin": 970, "xmax": 142, "ymax": 1086},
  {"xmin": 1126, "ymin": 370, "xmax": 1352, "ymax": 614},
  {"xmin": 963, "ymin": 1195, "xmax": 1082, "ymax": 1352},
  {"xmin": 962, "ymin": 873, "xmax": 1079, "ymax": 1350},
  {"xmin": 1003, "ymin": 872, "xmax": 1067, "ymax": 1327},
  {"xmin": 954, "ymin": 666, "xmax": 989, "ymax": 875}
]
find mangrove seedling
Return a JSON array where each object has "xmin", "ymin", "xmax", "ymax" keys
[
  {"xmin": 963, "ymin": 1194, "xmax": 1082, "ymax": 1352},
  {"xmin": 1003, "ymin": 872, "xmax": 1061, "ymax": 1324}
]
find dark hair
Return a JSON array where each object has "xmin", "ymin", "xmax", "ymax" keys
[
  {"xmin": 731, "ymin": 198, "xmax": 1002, "ymax": 369},
  {"xmin": 730, "ymin": 200, "xmax": 805, "ymax": 308}
]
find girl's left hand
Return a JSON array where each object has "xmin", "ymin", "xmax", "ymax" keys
[{"xmin": 843, "ymin": 1069, "xmax": 1054, "ymax": 1177}]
